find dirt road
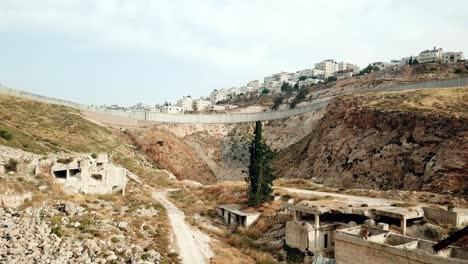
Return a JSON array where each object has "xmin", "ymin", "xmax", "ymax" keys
[
  {"xmin": 152, "ymin": 190, "xmax": 213, "ymax": 264},
  {"xmin": 277, "ymin": 187, "xmax": 400, "ymax": 206}
]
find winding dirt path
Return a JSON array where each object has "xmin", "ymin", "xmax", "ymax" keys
[{"xmin": 152, "ymin": 190, "xmax": 213, "ymax": 264}]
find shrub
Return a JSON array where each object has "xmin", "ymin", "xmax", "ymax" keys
[
  {"xmin": 56, "ymin": 157, "xmax": 74, "ymax": 164},
  {"xmin": 4, "ymin": 158, "xmax": 19, "ymax": 172},
  {"xmin": 0, "ymin": 129, "xmax": 14, "ymax": 140},
  {"xmin": 91, "ymin": 153, "xmax": 98, "ymax": 159},
  {"xmin": 141, "ymin": 253, "xmax": 151, "ymax": 260},
  {"xmin": 454, "ymin": 68, "xmax": 463, "ymax": 74},
  {"xmin": 423, "ymin": 223, "xmax": 443, "ymax": 240},
  {"xmin": 51, "ymin": 225, "xmax": 63, "ymax": 237}
]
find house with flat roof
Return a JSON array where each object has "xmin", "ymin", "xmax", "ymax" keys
[
  {"xmin": 216, "ymin": 204, "xmax": 261, "ymax": 228},
  {"xmin": 285, "ymin": 199, "xmax": 425, "ymax": 257}
]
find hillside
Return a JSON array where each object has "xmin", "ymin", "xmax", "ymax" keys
[
  {"xmin": 0, "ymin": 95, "xmax": 180, "ymax": 262},
  {"xmin": 223, "ymin": 62, "xmax": 468, "ymax": 111},
  {"xmin": 274, "ymin": 87, "xmax": 468, "ymax": 195},
  {"xmin": 0, "ymin": 95, "xmax": 119, "ymax": 154}
]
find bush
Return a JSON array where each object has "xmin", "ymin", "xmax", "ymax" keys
[
  {"xmin": 56, "ymin": 157, "xmax": 74, "ymax": 164},
  {"xmin": 51, "ymin": 225, "xmax": 63, "ymax": 237},
  {"xmin": 454, "ymin": 68, "xmax": 463, "ymax": 74},
  {"xmin": 4, "ymin": 158, "xmax": 19, "ymax": 172},
  {"xmin": 423, "ymin": 223, "xmax": 443, "ymax": 240},
  {"xmin": 0, "ymin": 129, "xmax": 14, "ymax": 140},
  {"xmin": 261, "ymin": 89, "xmax": 270, "ymax": 95}
]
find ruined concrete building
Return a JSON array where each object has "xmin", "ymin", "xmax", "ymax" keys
[
  {"xmin": 51, "ymin": 154, "xmax": 127, "ymax": 195},
  {"xmin": 286, "ymin": 200, "xmax": 424, "ymax": 258},
  {"xmin": 335, "ymin": 226, "xmax": 468, "ymax": 264},
  {"xmin": 216, "ymin": 204, "xmax": 260, "ymax": 228}
]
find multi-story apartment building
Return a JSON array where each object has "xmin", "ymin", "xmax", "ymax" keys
[
  {"xmin": 297, "ymin": 68, "xmax": 325, "ymax": 78},
  {"xmin": 193, "ymin": 99, "xmax": 211, "ymax": 111},
  {"xmin": 418, "ymin": 47, "xmax": 443, "ymax": 63},
  {"xmin": 442, "ymin": 52, "xmax": 465, "ymax": 63},
  {"xmin": 264, "ymin": 72, "xmax": 292, "ymax": 83},
  {"xmin": 210, "ymin": 89, "xmax": 228, "ymax": 103},
  {"xmin": 315, "ymin": 60, "xmax": 339, "ymax": 78},
  {"xmin": 176, "ymin": 96, "xmax": 194, "ymax": 112}
]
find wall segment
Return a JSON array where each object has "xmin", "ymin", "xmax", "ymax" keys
[{"xmin": 1, "ymin": 77, "xmax": 467, "ymax": 124}]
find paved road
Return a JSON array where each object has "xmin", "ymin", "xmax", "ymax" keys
[{"xmin": 152, "ymin": 190, "xmax": 213, "ymax": 264}]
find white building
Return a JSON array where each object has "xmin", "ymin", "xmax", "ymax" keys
[
  {"xmin": 338, "ymin": 62, "xmax": 360, "ymax": 73},
  {"xmin": 193, "ymin": 99, "xmax": 211, "ymax": 111},
  {"xmin": 297, "ymin": 68, "xmax": 325, "ymax": 78},
  {"xmin": 161, "ymin": 105, "xmax": 184, "ymax": 114},
  {"xmin": 418, "ymin": 47, "xmax": 443, "ymax": 63},
  {"xmin": 298, "ymin": 78, "xmax": 321, "ymax": 87},
  {"xmin": 247, "ymin": 80, "xmax": 263, "ymax": 90},
  {"xmin": 315, "ymin": 60, "xmax": 339, "ymax": 78},
  {"xmin": 210, "ymin": 89, "xmax": 228, "ymax": 103},
  {"xmin": 443, "ymin": 51, "xmax": 464, "ymax": 63},
  {"xmin": 264, "ymin": 72, "xmax": 292, "ymax": 83},
  {"xmin": 176, "ymin": 96, "xmax": 194, "ymax": 112}
]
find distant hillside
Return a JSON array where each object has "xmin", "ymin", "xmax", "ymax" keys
[
  {"xmin": 274, "ymin": 87, "xmax": 468, "ymax": 195},
  {"xmin": 224, "ymin": 62, "xmax": 468, "ymax": 111}
]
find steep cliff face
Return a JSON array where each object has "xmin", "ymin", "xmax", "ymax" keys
[{"xmin": 274, "ymin": 88, "xmax": 468, "ymax": 194}]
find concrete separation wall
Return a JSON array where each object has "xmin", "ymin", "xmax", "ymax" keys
[{"xmin": 1, "ymin": 77, "xmax": 467, "ymax": 124}]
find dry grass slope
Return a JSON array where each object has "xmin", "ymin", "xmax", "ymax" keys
[{"xmin": 0, "ymin": 95, "xmax": 119, "ymax": 154}]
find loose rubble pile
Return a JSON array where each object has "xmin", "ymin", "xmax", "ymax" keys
[{"xmin": 0, "ymin": 204, "xmax": 161, "ymax": 264}]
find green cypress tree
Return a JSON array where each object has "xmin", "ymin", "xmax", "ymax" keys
[{"xmin": 247, "ymin": 121, "xmax": 275, "ymax": 207}]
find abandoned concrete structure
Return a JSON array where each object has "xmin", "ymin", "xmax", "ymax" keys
[
  {"xmin": 423, "ymin": 207, "xmax": 468, "ymax": 227},
  {"xmin": 285, "ymin": 200, "xmax": 424, "ymax": 257},
  {"xmin": 216, "ymin": 204, "xmax": 261, "ymax": 228},
  {"xmin": 51, "ymin": 154, "xmax": 127, "ymax": 195},
  {"xmin": 334, "ymin": 226, "xmax": 468, "ymax": 264}
]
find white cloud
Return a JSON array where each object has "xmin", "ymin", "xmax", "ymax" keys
[{"xmin": 0, "ymin": 0, "xmax": 467, "ymax": 73}]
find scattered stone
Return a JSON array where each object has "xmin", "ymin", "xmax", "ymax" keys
[
  {"xmin": 39, "ymin": 185, "xmax": 48, "ymax": 191},
  {"xmin": 117, "ymin": 221, "xmax": 129, "ymax": 231},
  {"xmin": 0, "ymin": 206, "xmax": 161, "ymax": 263}
]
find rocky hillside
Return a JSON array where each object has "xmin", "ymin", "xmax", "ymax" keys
[
  {"xmin": 274, "ymin": 87, "xmax": 468, "ymax": 195},
  {"xmin": 0, "ymin": 95, "xmax": 180, "ymax": 262},
  {"xmin": 125, "ymin": 110, "xmax": 324, "ymax": 183}
]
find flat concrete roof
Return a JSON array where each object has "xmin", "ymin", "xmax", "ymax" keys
[
  {"xmin": 295, "ymin": 200, "xmax": 424, "ymax": 220},
  {"xmin": 217, "ymin": 204, "xmax": 261, "ymax": 217},
  {"xmin": 374, "ymin": 206, "xmax": 424, "ymax": 220}
]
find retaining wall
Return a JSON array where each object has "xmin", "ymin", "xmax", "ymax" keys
[{"xmin": 1, "ymin": 76, "xmax": 467, "ymax": 124}]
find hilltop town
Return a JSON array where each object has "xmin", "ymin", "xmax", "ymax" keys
[{"xmin": 101, "ymin": 47, "xmax": 465, "ymax": 114}]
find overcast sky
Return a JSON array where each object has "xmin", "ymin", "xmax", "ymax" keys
[{"xmin": 0, "ymin": 0, "xmax": 466, "ymax": 106}]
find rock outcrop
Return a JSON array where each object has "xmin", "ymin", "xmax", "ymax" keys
[{"xmin": 275, "ymin": 88, "xmax": 468, "ymax": 194}]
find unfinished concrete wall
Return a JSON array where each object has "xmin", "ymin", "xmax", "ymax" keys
[
  {"xmin": 423, "ymin": 207, "xmax": 468, "ymax": 227},
  {"xmin": 286, "ymin": 221, "xmax": 311, "ymax": 252},
  {"xmin": 335, "ymin": 233, "xmax": 468, "ymax": 264}
]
